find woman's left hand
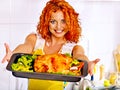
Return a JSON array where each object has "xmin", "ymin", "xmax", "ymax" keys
[{"xmin": 88, "ymin": 58, "xmax": 100, "ymax": 76}]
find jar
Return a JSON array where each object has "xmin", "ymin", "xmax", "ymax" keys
[{"xmin": 109, "ymin": 72, "xmax": 117, "ymax": 85}]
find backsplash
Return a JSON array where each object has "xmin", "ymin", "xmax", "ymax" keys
[{"xmin": 0, "ymin": 0, "xmax": 120, "ymax": 90}]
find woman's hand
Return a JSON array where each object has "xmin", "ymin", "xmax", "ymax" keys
[
  {"xmin": 1, "ymin": 43, "xmax": 12, "ymax": 63},
  {"xmin": 88, "ymin": 58, "xmax": 100, "ymax": 76}
]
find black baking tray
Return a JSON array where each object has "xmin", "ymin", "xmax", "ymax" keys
[{"xmin": 6, "ymin": 53, "xmax": 88, "ymax": 82}]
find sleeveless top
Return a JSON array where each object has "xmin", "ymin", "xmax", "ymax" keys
[{"xmin": 28, "ymin": 34, "xmax": 77, "ymax": 90}]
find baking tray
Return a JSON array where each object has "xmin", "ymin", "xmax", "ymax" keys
[{"xmin": 6, "ymin": 53, "xmax": 88, "ymax": 82}]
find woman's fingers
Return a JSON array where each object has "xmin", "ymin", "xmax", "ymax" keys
[
  {"xmin": 88, "ymin": 58, "xmax": 100, "ymax": 76},
  {"xmin": 1, "ymin": 55, "xmax": 8, "ymax": 63},
  {"xmin": 88, "ymin": 68, "xmax": 93, "ymax": 76},
  {"xmin": 94, "ymin": 58, "xmax": 100, "ymax": 64},
  {"xmin": 88, "ymin": 61, "xmax": 93, "ymax": 75},
  {"xmin": 1, "ymin": 43, "xmax": 12, "ymax": 63},
  {"xmin": 4, "ymin": 43, "xmax": 11, "ymax": 54}
]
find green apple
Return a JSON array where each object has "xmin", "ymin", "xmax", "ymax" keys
[
  {"xmin": 104, "ymin": 79, "xmax": 110, "ymax": 87},
  {"xmin": 86, "ymin": 86, "xmax": 92, "ymax": 90}
]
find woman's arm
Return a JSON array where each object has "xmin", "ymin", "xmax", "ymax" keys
[
  {"xmin": 13, "ymin": 33, "xmax": 37, "ymax": 54},
  {"xmin": 72, "ymin": 45, "xmax": 100, "ymax": 75},
  {"xmin": 2, "ymin": 33, "xmax": 37, "ymax": 63}
]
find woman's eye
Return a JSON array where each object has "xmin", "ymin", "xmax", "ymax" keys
[
  {"xmin": 61, "ymin": 19, "xmax": 66, "ymax": 24},
  {"xmin": 50, "ymin": 20, "xmax": 56, "ymax": 24}
]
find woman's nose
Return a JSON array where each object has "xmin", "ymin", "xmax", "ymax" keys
[{"xmin": 56, "ymin": 22, "xmax": 62, "ymax": 29}]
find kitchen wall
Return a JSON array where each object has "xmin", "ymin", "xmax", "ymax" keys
[{"xmin": 0, "ymin": 0, "xmax": 120, "ymax": 90}]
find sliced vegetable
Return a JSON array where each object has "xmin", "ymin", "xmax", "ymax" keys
[
  {"xmin": 11, "ymin": 54, "xmax": 36, "ymax": 72},
  {"xmin": 70, "ymin": 59, "xmax": 80, "ymax": 66},
  {"xmin": 64, "ymin": 53, "xmax": 72, "ymax": 57}
]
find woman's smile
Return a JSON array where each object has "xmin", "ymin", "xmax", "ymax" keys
[
  {"xmin": 49, "ymin": 10, "xmax": 68, "ymax": 38},
  {"xmin": 54, "ymin": 29, "xmax": 63, "ymax": 34}
]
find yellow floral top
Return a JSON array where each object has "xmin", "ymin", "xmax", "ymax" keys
[{"xmin": 28, "ymin": 34, "xmax": 76, "ymax": 90}]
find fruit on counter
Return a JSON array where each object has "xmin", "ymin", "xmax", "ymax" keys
[
  {"xmin": 104, "ymin": 79, "xmax": 110, "ymax": 87},
  {"xmin": 86, "ymin": 86, "xmax": 92, "ymax": 90},
  {"xmin": 109, "ymin": 72, "xmax": 117, "ymax": 85}
]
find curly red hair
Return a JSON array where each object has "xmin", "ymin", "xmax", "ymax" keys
[{"xmin": 37, "ymin": 0, "xmax": 81, "ymax": 43}]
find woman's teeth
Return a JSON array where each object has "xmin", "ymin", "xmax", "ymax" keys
[{"xmin": 55, "ymin": 30, "xmax": 62, "ymax": 33}]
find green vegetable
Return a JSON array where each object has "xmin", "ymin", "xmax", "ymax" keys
[
  {"xmin": 70, "ymin": 59, "xmax": 79, "ymax": 66},
  {"xmin": 64, "ymin": 53, "xmax": 71, "ymax": 57},
  {"xmin": 11, "ymin": 54, "xmax": 36, "ymax": 72},
  {"xmin": 67, "ymin": 71, "xmax": 76, "ymax": 76}
]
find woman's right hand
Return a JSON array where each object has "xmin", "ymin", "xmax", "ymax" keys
[{"xmin": 1, "ymin": 43, "xmax": 12, "ymax": 63}]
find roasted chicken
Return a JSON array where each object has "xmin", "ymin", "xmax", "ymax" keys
[{"xmin": 34, "ymin": 54, "xmax": 84, "ymax": 75}]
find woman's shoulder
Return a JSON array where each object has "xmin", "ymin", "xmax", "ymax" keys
[
  {"xmin": 27, "ymin": 32, "xmax": 43, "ymax": 39},
  {"xmin": 25, "ymin": 32, "xmax": 37, "ymax": 40},
  {"xmin": 27, "ymin": 32, "xmax": 37, "ymax": 37},
  {"xmin": 24, "ymin": 33, "xmax": 38, "ymax": 47}
]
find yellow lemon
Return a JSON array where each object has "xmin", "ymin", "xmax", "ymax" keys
[{"xmin": 104, "ymin": 79, "xmax": 110, "ymax": 87}]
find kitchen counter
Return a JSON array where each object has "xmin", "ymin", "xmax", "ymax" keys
[{"xmin": 92, "ymin": 86, "xmax": 120, "ymax": 90}]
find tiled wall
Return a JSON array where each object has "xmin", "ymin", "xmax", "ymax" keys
[
  {"xmin": 0, "ymin": 0, "xmax": 11, "ymax": 90},
  {"xmin": 0, "ymin": 0, "xmax": 42, "ymax": 90},
  {"xmin": 0, "ymin": 0, "xmax": 120, "ymax": 90}
]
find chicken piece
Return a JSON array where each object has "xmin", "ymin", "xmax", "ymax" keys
[{"xmin": 34, "ymin": 54, "xmax": 73, "ymax": 73}]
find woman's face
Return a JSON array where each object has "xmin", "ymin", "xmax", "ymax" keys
[{"xmin": 49, "ymin": 10, "xmax": 68, "ymax": 38}]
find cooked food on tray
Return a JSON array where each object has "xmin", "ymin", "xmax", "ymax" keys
[
  {"xmin": 34, "ymin": 54, "xmax": 84, "ymax": 76},
  {"xmin": 11, "ymin": 53, "xmax": 84, "ymax": 76}
]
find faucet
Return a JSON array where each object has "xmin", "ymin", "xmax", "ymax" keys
[{"xmin": 72, "ymin": 78, "xmax": 95, "ymax": 90}]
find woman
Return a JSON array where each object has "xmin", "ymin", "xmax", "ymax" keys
[{"xmin": 2, "ymin": 0, "xmax": 100, "ymax": 90}]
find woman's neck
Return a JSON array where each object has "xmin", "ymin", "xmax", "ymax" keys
[
  {"xmin": 46, "ymin": 36, "xmax": 66, "ymax": 47},
  {"xmin": 44, "ymin": 36, "xmax": 66, "ymax": 54}
]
